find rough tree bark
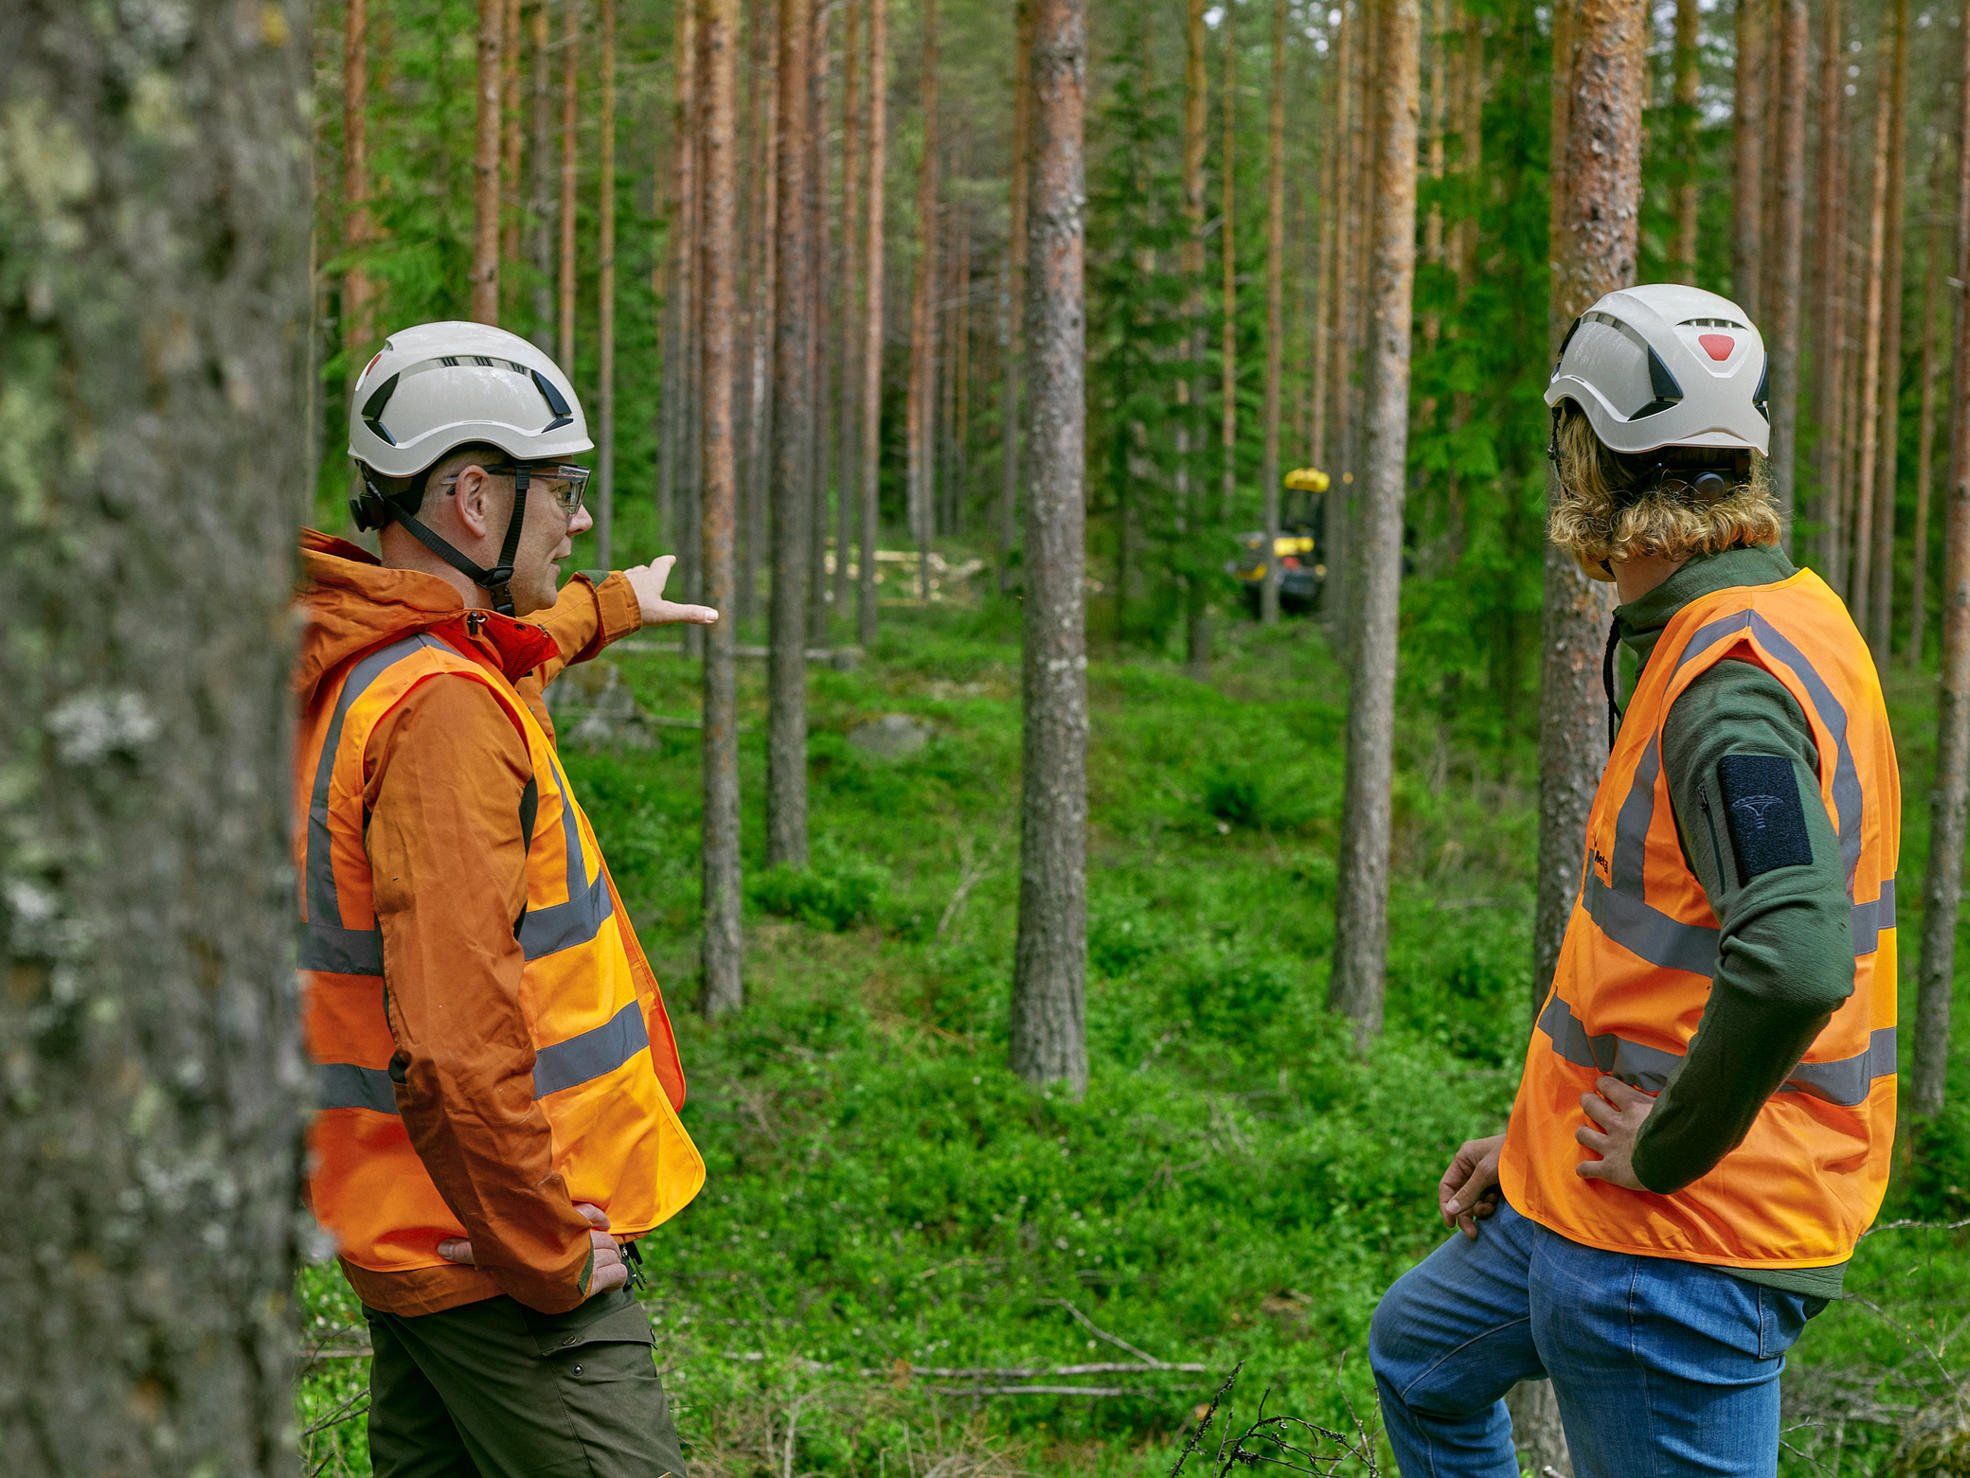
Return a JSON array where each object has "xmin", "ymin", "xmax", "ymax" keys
[
  {"xmin": 1181, "ymin": 0, "xmax": 1211, "ymax": 671},
  {"xmin": 907, "ymin": 0, "xmax": 941, "ymax": 603},
  {"xmin": 1327, "ymin": 0, "xmax": 1419, "ymax": 1045},
  {"xmin": 768, "ymin": 0, "xmax": 814, "ymax": 868},
  {"xmin": 1671, "ymin": 0, "xmax": 1699, "ymax": 281},
  {"xmin": 0, "ymin": 4, "xmax": 308, "ymax": 1469},
  {"xmin": 1731, "ymin": 0, "xmax": 1763, "ymax": 313},
  {"xmin": 1868, "ymin": 0, "xmax": 1909, "ymax": 656},
  {"xmin": 473, "ymin": 0, "xmax": 503, "ymax": 322},
  {"xmin": 1766, "ymin": 0, "xmax": 1807, "ymax": 528},
  {"xmin": 999, "ymin": 0, "xmax": 1037, "ymax": 592},
  {"xmin": 344, "ymin": 0, "xmax": 376, "ymax": 357},
  {"xmin": 1850, "ymin": 99, "xmax": 1889, "ymax": 637},
  {"xmin": 1908, "ymin": 215, "xmax": 1941, "ymax": 667},
  {"xmin": 699, "ymin": 0, "xmax": 743, "ymax": 1017},
  {"xmin": 860, "ymin": 0, "xmax": 888, "ymax": 646},
  {"xmin": 557, "ymin": 0, "xmax": 579, "ymax": 367},
  {"xmin": 1009, "ymin": 0, "xmax": 1089, "ymax": 1098},
  {"xmin": 596, "ymin": 0, "xmax": 617, "ymax": 568},
  {"xmin": 1261, "ymin": 0, "xmax": 1288, "ymax": 625},
  {"xmin": 1537, "ymin": 0, "xmax": 1644, "ymax": 1010},
  {"xmin": 1911, "ymin": 3, "xmax": 1970, "ymax": 1124}
]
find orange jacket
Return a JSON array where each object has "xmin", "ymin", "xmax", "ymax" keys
[
  {"xmin": 294, "ymin": 532, "xmax": 703, "ymax": 1316},
  {"xmin": 1502, "ymin": 571, "xmax": 1898, "ymax": 1269}
]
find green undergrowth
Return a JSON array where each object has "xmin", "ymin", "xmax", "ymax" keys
[{"xmin": 296, "ymin": 602, "xmax": 1969, "ymax": 1477}]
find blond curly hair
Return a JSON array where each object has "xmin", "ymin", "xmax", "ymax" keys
[{"xmin": 1548, "ymin": 406, "xmax": 1780, "ymax": 571}]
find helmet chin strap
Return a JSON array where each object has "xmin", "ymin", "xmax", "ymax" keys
[{"xmin": 365, "ymin": 467, "xmax": 532, "ymax": 617}]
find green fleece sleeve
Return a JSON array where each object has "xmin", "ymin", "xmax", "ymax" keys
[{"xmin": 1632, "ymin": 658, "xmax": 1856, "ymax": 1194}]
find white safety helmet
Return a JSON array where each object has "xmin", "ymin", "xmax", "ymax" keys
[
  {"xmin": 348, "ymin": 320, "xmax": 592, "ymax": 480},
  {"xmin": 1544, "ymin": 284, "xmax": 1769, "ymax": 456}
]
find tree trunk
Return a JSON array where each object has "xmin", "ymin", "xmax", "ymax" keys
[
  {"xmin": 1010, "ymin": 0, "xmax": 1089, "ymax": 1097},
  {"xmin": 1328, "ymin": 0, "xmax": 1419, "ymax": 1046},
  {"xmin": 1445, "ymin": 0, "xmax": 1483, "ymax": 553},
  {"xmin": 1850, "ymin": 98, "xmax": 1890, "ymax": 639},
  {"xmin": 660, "ymin": 0, "xmax": 698, "ymax": 569},
  {"xmin": 528, "ymin": 0, "xmax": 555, "ymax": 346},
  {"xmin": 836, "ymin": 0, "xmax": 862, "ymax": 623},
  {"xmin": 806, "ymin": 0, "xmax": 834, "ymax": 641},
  {"xmin": 1309, "ymin": 8, "xmax": 1340, "ymax": 476},
  {"xmin": 768, "ymin": 0, "xmax": 813, "ymax": 868},
  {"xmin": 1178, "ymin": 0, "xmax": 1210, "ymax": 670},
  {"xmin": 1868, "ymin": 0, "xmax": 1909, "ymax": 656},
  {"xmin": 951, "ymin": 210, "xmax": 972, "ymax": 530},
  {"xmin": 596, "ymin": 0, "xmax": 616, "ymax": 568},
  {"xmin": 1536, "ymin": 0, "xmax": 1644, "ymax": 1032},
  {"xmin": 344, "ymin": 0, "xmax": 375, "ymax": 358},
  {"xmin": 1908, "ymin": 216, "xmax": 1941, "ymax": 666},
  {"xmin": 0, "ymin": 4, "xmax": 308, "ymax": 1467},
  {"xmin": 1911, "ymin": 4, "xmax": 1970, "ymax": 1124},
  {"xmin": 1731, "ymin": 0, "xmax": 1763, "ymax": 313},
  {"xmin": 1261, "ymin": 0, "xmax": 1288, "ymax": 625},
  {"xmin": 1671, "ymin": 0, "xmax": 1699, "ymax": 281},
  {"xmin": 744, "ymin": 0, "xmax": 779, "ymax": 630},
  {"xmin": 859, "ymin": 0, "xmax": 888, "ymax": 646},
  {"xmin": 1809, "ymin": 0, "xmax": 1844, "ymax": 567},
  {"xmin": 557, "ymin": 0, "xmax": 579, "ymax": 367},
  {"xmin": 699, "ymin": 0, "xmax": 744, "ymax": 1017},
  {"xmin": 906, "ymin": 0, "xmax": 940, "ymax": 603},
  {"xmin": 1765, "ymin": 0, "xmax": 1807, "ymax": 529},
  {"xmin": 999, "ymin": 0, "xmax": 1036, "ymax": 592},
  {"xmin": 1320, "ymin": 5, "xmax": 1353, "ymax": 621},
  {"xmin": 502, "ymin": 0, "xmax": 523, "ymax": 279},
  {"xmin": 1221, "ymin": 2, "xmax": 1241, "ymax": 608},
  {"xmin": 472, "ymin": 0, "xmax": 504, "ymax": 322}
]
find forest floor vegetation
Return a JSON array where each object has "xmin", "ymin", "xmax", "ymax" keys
[{"xmin": 296, "ymin": 585, "xmax": 1970, "ymax": 1477}]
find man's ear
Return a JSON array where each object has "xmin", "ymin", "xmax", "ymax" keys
[{"xmin": 451, "ymin": 464, "xmax": 495, "ymax": 542}]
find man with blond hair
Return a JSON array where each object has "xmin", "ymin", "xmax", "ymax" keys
[{"xmin": 1369, "ymin": 284, "xmax": 1900, "ymax": 1477}]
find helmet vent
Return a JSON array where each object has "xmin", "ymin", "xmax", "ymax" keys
[
  {"xmin": 1633, "ymin": 345, "xmax": 1685, "ymax": 420},
  {"xmin": 531, "ymin": 368, "xmax": 576, "ymax": 432},
  {"xmin": 361, "ymin": 373, "xmax": 401, "ymax": 447}
]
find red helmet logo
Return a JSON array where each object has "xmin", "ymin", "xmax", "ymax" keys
[{"xmin": 1698, "ymin": 333, "xmax": 1735, "ymax": 362}]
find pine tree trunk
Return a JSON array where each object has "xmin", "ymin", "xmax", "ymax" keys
[
  {"xmin": 0, "ymin": 5, "xmax": 308, "ymax": 1467},
  {"xmin": 1261, "ymin": 0, "xmax": 1288, "ymax": 625},
  {"xmin": 596, "ymin": 0, "xmax": 617, "ymax": 568},
  {"xmin": 1180, "ymin": 0, "xmax": 1211, "ymax": 671},
  {"xmin": 1221, "ymin": 1, "xmax": 1241, "ymax": 601},
  {"xmin": 1911, "ymin": 7, "xmax": 1970, "ymax": 1124},
  {"xmin": 1010, "ymin": 0, "xmax": 1089, "ymax": 1097},
  {"xmin": 836, "ymin": 0, "xmax": 863, "ymax": 624},
  {"xmin": 999, "ymin": 0, "xmax": 1036, "ymax": 592},
  {"xmin": 502, "ymin": 0, "xmax": 523, "ymax": 277},
  {"xmin": 1850, "ymin": 98, "xmax": 1890, "ymax": 637},
  {"xmin": 1319, "ymin": 5, "xmax": 1353, "ymax": 617},
  {"xmin": 1869, "ymin": 0, "xmax": 1909, "ymax": 656},
  {"xmin": 1536, "ymin": 0, "xmax": 1644, "ymax": 1034},
  {"xmin": 1309, "ymin": 10, "xmax": 1340, "ymax": 475},
  {"xmin": 528, "ymin": 0, "xmax": 556, "ymax": 346},
  {"xmin": 661, "ymin": 1, "xmax": 698, "ymax": 567},
  {"xmin": 1731, "ymin": 0, "xmax": 1763, "ymax": 313},
  {"xmin": 951, "ymin": 212, "xmax": 972, "ymax": 530},
  {"xmin": 1766, "ymin": 0, "xmax": 1807, "ymax": 528},
  {"xmin": 1809, "ymin": 0, "xmax": 1844, "ymax": 566},
  {"xmin": 1908, "ymin": 217, "xmax": 1941, "ymax": 666},
  {"xmin": 806, "ymin": 0, "xmax": 833, "ymax": 642},
  {"xmin": 907, "ymin": 0, "xmax": 940, "ymax": 604},
  {"xmin": 1445, "ymin": 0, "xmax": 1482, "ymax": 553},
  {"xmin": 344, "ymin": 0, "xmax": 375, "ymax": 358},
  {"xmin": 699, "ymin": 0, "xmax": 744, "ymax": 1017},
  {"xmin": 745, "ymin": 0, "xmax": 779, "ymax": 630},
  {"xmin": 1671, "ymin": 0, "xmax": 1699, "ymax": 281},
  {"xmin": 1328, "ymin": 0, "xmax": 1419, "ymax": 1046},
  {"xmin": 472, "ymin": 0, "xmax": 504, "ymax": 322},
  {"xmin": 768, "ymin": 0, "xmax": 813, "ymax": 868},
  {"xmin": 557, "ymin": 0, "xmax": 579, "ymax": 367},
  {"xmin": 860, "ymin": 0, "xmax": 888, "ymax": 646}
]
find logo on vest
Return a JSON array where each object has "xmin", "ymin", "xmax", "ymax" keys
[{"xmin": 1731, "ymin": 794, "xmax": 1785, "ymax": 832}]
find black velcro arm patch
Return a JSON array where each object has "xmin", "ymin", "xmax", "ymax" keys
[{"xmin": 1717, "ymin": 753, "xmax": 1813, "ymax": 885}]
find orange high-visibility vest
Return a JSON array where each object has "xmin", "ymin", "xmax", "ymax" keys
[
  {"xmin": 1501, "ymin": 570, "xmax": 1898, "ymax": 1270},
  {"xmin": 296, "ymin": 632, "xmax": 704, "ymax": 1275}
]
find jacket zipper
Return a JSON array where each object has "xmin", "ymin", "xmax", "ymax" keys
[{"xmin": 1698, "ymin": 785, "xmax": 1730, "ymax": 891}]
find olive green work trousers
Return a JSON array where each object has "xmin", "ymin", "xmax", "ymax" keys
[{"xmin": 362, "ymin": 1287, "xmax": 689, "ymax": 1477}]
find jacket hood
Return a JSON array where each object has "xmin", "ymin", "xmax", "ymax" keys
[{"xmin": 297, "ymin": 530, "xmax": 557, "ymax": 705}]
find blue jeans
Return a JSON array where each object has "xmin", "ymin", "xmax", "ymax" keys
[{"xmin": 1368, "ymin": 1200, "xmax": 1824, "ymax": 1478}]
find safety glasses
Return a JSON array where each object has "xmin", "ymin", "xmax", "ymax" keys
[{"xmin": 442, "ymin": 462, "xmax": 591, "ymax": 519}]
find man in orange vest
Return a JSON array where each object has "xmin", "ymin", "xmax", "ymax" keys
[
  {"xmin": 1368, "ymin": 285, "xmax": 1899, "ymax": 1477},
  {"xmin": 297, "ymin": 322, "xmax": 716, "ymax": 1475}
]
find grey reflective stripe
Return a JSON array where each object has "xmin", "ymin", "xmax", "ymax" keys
[
  {"xmin": 1580, "ymin": 867, "xmax": 1720, "ymax": 977},
  {"xmin": 1592, "ymin": 605, "xmax": 1889, "ymax": 975},
  {"xmin": 318, "ymin": 1062, "xmax": 400, "ymax": 1114},
  {"xmin": 300, "ymin": 634, "xmax": 444, "ymax": 977},
  {"xmin": 517, "ymin": 749, "xmax": 615, "ymax": 960},
  {"xmin": 533, "ymin": 999, "xmax": 650, "ymax": 1098},
  {"xmin": 1537, "ymin": 995, "xmax": 1895, "ymax": 1108},
  {"xmin": 299, "ymin": 921, "xmax": 385, "ymax": 975},
  {"xmin": 1783, "ymin": 1028, "xmax": 1897, "ymax": 1106}
]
